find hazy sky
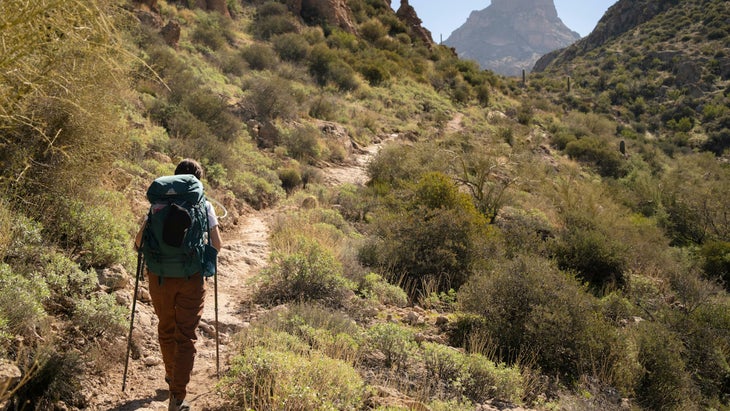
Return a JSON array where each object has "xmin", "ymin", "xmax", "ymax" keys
[{"xmin": 391, "ymin": 0, "xmax": 617, "ymax": 41}]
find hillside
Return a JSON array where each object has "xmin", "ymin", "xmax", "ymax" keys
[
  {"xmin": 534, "ymin": 0, "xmax": 730, "ymax": 157},
  {"xmin": 1, "ymin": 0, "xmax": 729, "ymax": 410}
]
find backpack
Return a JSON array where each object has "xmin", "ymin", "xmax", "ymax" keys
[{"xmin": 141, "ymin": 174, "xmax": 216, "ymax": 278}]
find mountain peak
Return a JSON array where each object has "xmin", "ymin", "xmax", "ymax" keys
[{"xmin": 444, "ymin": 0, "xmax": 579, "ymax": 76}]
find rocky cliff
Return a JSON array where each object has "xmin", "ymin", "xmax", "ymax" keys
[
  {"xmin": 444, "ymin": 0, "xmax": 580, "ymax": 76},
  {"xmin": 534, "ymin": 0, "xmax": 679, "ymax": 71}
]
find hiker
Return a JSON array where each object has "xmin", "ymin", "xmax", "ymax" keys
[{"xmin": 134, "ymin": 159, "xmax": 222, "ymax": 411}]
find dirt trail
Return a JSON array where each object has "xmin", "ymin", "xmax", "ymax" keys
[
  {"xmin": 88, "ymin": 137, "xmax": 387, "ymax": 410},
  {"xmin": 87, "ymin": 212, "xmax": 271, "ymax": 410}
]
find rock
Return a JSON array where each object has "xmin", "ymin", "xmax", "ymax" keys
[
  {"xmin": 435, "ymin": 316, "xmax": 449, "ymax": 327},
  {"xmin": 445, "ymin": 0, "xmax": 580, "ymax": 76},
  {"xmin": 97, "ymin": 265, "xmax": 128, "ymax": 291},
  {"xmin": 285, "ymin": 0, "xmax": 358, "ymax": 34},
  {"xmin": 402, "ymin": 311, "xmax": 423, "ymax": 325},
  {"xmin": 160, "ymin": 20, "xmax": 181, "ymax": 49},
  {"xmin": 115, "ymin": 290, "xmax": 131, "ymax": 306},
  {"xmin": 395, "ymin": 0, "xmax": 433, "ymax": 45},
  {"xmin": 0, "ymin": 360, "xmax": 21, "ymax": 388},
  {"xmin": 138, "ymin": 288, "xmax": 152, "ymax": 303}
]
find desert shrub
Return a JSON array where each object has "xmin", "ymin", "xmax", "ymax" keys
[
  {"xmin": 272, "ymin": 33, "xmax": 311, "ymax": 62},
  {"xmin": 365, "ymin": 173, "xmax": 490, "ymax": 297},
  {"xmin": 0, "ymin": 264, "xmax": 49, "ymax": 340},
  {"xmin": 72, "ymin": 293, "xmax": 126, "ymax": 338},
  {"xmin": 335, "ymin": 184, "xmax": 372, "ymax": 222},
  {"xmin": 420, "ymin": 341, "xmax": 523, "ymax": 403},
  {"xmin": 273, "ymin": 304, "xmax": 362, "ymax": 363},
  {"xmin": 277, "ymin": 166, "xmax": 302, "ymax": 193},
  {"xmin": 252, "ymin": 4, "xmax": 298, "ymax": 40},
  {"xmin": 462, "ymin": 353, "xmax": 523, "ymax": 403},
  {"xmin": 422, "ymin": 342, "xmax": 466, "ymax": 392},
  {"xmin": 52, "ymin": 196, "xmax": 134, "ymax": 269},
  {"xmin": 634, "ymin": 322, "xmax": 695, "ymax": 410},
  {"xmin": 191, "ymin": 12, "xmax": 232, "ymax": 50},
  {"xmin": 551, "ymin": 226, "xmax": 628, "ymax": 292},
  {"xmin": 13, "ymin": 350, "xmax": 86, "ymax": 410},
  {"xmin": 222, "ymin": 345, "xmax": 364, "ymax": 410},
  {"xmin": 245, "ymin": 76, "xmax": 300, "ymax": 120},
  {"xmin": 241, "ymin": 43, "xmax": 279, "ymax": 71},
  {"xmin": 308, "ymin": 45, "xmax": 360, "ymax": 90},
  {"xmin": 181, "ymin": 89, "xmax": 241, "ymax": 141},
  {"xmin": 360, "ymin": 19, "xmax": 388, "ymax": 43},
  {"xmin": 700, "ymin": 241, "xmax": 730, "ymax": 289},
  {"xmin": 359, "ymin": 63, "xmax": 390, "ymax": 86},
  {"xmin": 0, "ymin": 0, "xmax": 128, "ymax": 220},
  {"xmin": 459, "ymin": 256, "xmax": 624, "ymax": 381},
  {"xmin": 255, "ymin": 236, "xmax": 355, "ymax": 308},
  {"xmin": 283, "ymin": 126, "xmax": 325, "ymax": 163},
  {"xmin": 229, "ymin": 170, "xmax": 285, "ymax": 210},
  {"xmin": 308, "ymin": 94, "xmax": 339, "ymax": 120},
  {"xmin": 358, "ymin": 273, "xmax": 408, "ymax": 307},
  {"xmin": 565, "ymin": 137, "xmax": 625, "ymax": 178},
  {"xmin": 366, "ymin": 323, "xmax": 416, "ymax": 370}
]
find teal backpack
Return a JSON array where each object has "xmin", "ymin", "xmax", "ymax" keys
[{"xmin": 141, "ymin": 174, "xmax": 216, "ymax": 278}]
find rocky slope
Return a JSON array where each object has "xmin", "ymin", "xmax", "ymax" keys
[{"xmin": 444, "ymin": 0, "xmax": 580, "ymax": 76}]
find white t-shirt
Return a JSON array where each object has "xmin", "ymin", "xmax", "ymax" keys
[{"xmin": 206, "ymin": 201, "xmax": 218, "ymax": 228}]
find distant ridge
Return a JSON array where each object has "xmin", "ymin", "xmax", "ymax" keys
[{"xmin": 444, "ymin": 0, "xmax": 580, "ymax": 76}]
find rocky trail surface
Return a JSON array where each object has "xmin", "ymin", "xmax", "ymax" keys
[{"xmin": 84, "ymin": 210, "xmax": 271, "ymax": 410}]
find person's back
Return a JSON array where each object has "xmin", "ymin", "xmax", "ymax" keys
[{"xmin": 134, "ymin": 159, "xmax": 222, "ymax": 411}]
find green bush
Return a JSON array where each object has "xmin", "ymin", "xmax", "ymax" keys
[
  {"xmin": 54, "ymin": 197, "xmax": 134, "ymax": 269},
  {"xmin": 551, "ymin": 227, "xmax": 628, "ymax": 292},
  {"xmin": 222, "ymin": 346, "xmax": 364, "ymax": 410},
  {"xmin": 283, "ymin": 126, "xmax": 325, "ymax": 163},
  {"xmin": 0, "ymin": 264, "xmax": 49, "ymax": 340},
  {"xmin": 700, "ymin": 241, "xmax": 730, "ymax": 289},
  {"xmin": 255, "ymin": 237, "xmax": 355, "ymax": 308},
  {"xmin": 459, "ymin": 256, "xmax": 623, "ymax": 381},
  {"xmin": 272, "ymin": 33, "xmax": 311, "ymax": 62},
  {"xmin": 365, "ymin": 173, "xmax": 490, "ymax": 296},
  {"xmin": 246, "ymin": 76, "xmax": 300, "ymax": 121},
  {"xmin": 252, "ymin": 5, "xmax": 298, "ymax": 40},
  {"xmin": 366, "ymin": 323, "xmax": 417, "ymax": 370},
  {"xmin": 277, "ymin": 166, "xmax": 302, "ymax": 193},
  {"xmin": 308, "ymin": 94, "xmax": 339, "ymax": 120},
  {"xmin": 191, "ymin": 12, "xmax": 232, "ymax": 50},
  {"xmin": 72, "ymin": 293, "xmax": 126, "ymax": 338},
  {"xmin": 565, "ymin": 137, "xmax": 625, "ymax": 178},
  {"xmin": 241, "ymin": 43, "xmax": 279, "ymax": 71},
  {"xmin": 634, "ymin": 322, "xmax": 695, "ymax": 410},
  {"xmin": 229, "ymin": 170, "xmax": 285, "ymax": 210},
  {"xmin": 358, "ymin": 273, "xmax": 408, "ymax": 307}
]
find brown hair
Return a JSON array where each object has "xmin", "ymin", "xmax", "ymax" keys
[{"xmin": 174, "ymin": 159, "xmax": 204, "ymax": 180}]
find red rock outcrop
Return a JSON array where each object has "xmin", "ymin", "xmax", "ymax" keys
[
  {"xmin": 285, "ymin": 0, "xmax": 357, "ymax": 33},
  {"xmin": 395, "ymin": 0, "xmax": 434, "ymax": 46}
]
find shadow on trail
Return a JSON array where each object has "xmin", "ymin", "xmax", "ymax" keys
[{"xmin": 114, "ymin": 389, "xmax": 168, "ymax": 410}]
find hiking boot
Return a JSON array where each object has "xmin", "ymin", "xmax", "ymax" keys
[{"xmin": 168, "ymin": 395, "xmax": 191, "ymax": 411}]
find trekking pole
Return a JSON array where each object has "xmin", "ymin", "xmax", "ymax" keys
[
  {"xmin": 214, "ymin": 267, "xmax": 220, "ymax": 379},
  {"xmin": 122, "ymin": 250, "xmax": 144, "ymax": 391}
]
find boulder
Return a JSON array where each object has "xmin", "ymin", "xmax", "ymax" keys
[{"xmin": 97, "ymin": 265, "xmax": 128, "ymax": 291}]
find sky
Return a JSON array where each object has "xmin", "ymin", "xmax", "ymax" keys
[{"xmin": 390, "ymin": 0, "xmax": 617, "ymax": 41}]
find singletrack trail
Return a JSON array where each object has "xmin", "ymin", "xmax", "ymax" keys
[
  {"xmin": 86, "ymin": 137, "xmax": 386, "ymax": 410},
  {"xmin": 86, "ymin": 211, "xmax": 271, "ymax": 410}
]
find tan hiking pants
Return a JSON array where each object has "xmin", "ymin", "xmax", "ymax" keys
[{"xmin": 147, "ymin": 271, "xmax": 206, "ymax": 400}]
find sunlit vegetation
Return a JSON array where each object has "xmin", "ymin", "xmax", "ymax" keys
[{"xmin": 0, "ymin": 0, "xmax": 728, "ymax": 409}]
